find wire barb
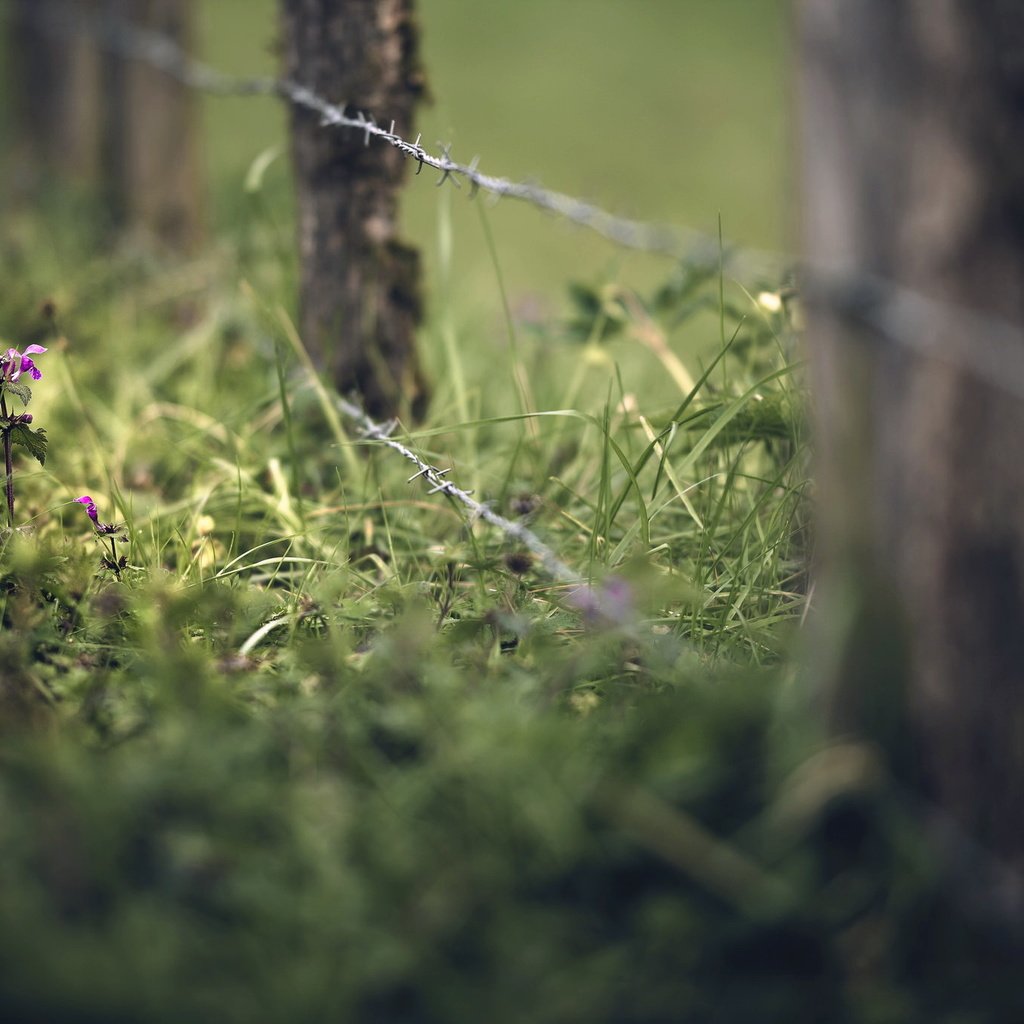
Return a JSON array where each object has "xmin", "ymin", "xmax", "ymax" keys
[
  {"xmin": 435, "ymin": 143, "xmax": 459, "ymax": 188},
  {"xmin": 333, "ymin": 395, "xmax": 582, "ymax": 587}
]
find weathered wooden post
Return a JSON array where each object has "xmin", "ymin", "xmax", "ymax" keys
[
  {"xmin": 6, "ymin": 0, "xmax": 203, "ymax": 251},
  {"xmin": 799, "ymin": 0, "xmax": 1024, "ymax": 875},
  {"xmin": 98, "ymin": 0, "xmax": 204, "ymax": 250},
  {"xmin": 7, "ymin": 0, "xmax": 102, "ymax": 184},
  {"xmin": 280, "ymin": 0, "xmax": 430, "ymax": 420}
]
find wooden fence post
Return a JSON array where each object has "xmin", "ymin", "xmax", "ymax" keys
[
  {"xmin": 6, "ymin": 0, "xmax": 203, "ymax": 251},
  {"xmin": 280, "ymin": 0, "xmax": 430, "ymax": 420},
  {"xmin": 799, "ymin": 0, "xmax": 1024, "ymax": 875},
  {"xmin": 99, "ymin": 0, "xmax": 204, "ymax": 251},
  {"xmin": 7, "ymin": 0, "xmax": 102, "ymax": 185}
]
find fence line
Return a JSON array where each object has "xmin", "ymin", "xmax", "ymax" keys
[
  {"xmin": 11, "ymin": 3, "xmax": 1024, "ymax": 925},
  {"xmin": 9, "ymin": 0, "xmax": 781, "ymax": 592},
  {"xmin": 812, "ymin": 270, "xmax": 1024, "ymax": 403},
  {"xmin": 17, "ymin": 1, "xmax": 1024, "ymax": 394},
  {"xmin": 10, "ymin": 1, "xmax": 1024, "ymax": 581},
  {"xmin": 17, "ymin": 0, "xmax": 777, "ymax": 277}
]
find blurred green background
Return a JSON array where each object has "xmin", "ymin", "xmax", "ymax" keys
[{"xmin": 198, "ymin": 0, "xmax": 791, "ymax": 321}]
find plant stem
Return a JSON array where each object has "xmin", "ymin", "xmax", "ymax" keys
[
  {"xmin": 1, "ymin": 396, "xmax": 13, "ymax": 528},
  {"xmin": 107, "ymin": 535, "xmax": 122, "ymax": 581}
]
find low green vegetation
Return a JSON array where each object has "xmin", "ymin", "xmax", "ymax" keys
[{"xmin": 0, "ymin": 192, "xmax": 1017, "ymax": 1022}]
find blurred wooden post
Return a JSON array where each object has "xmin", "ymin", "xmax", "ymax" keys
[
  {"xmin": 799, "ymin": 0, "xmax": 1024, "ymax": 873},
  {"xmin": 6, "ymin": 0, "xmax": 203, "ymax": 250},
  {"xmin": 280, "ymin": 0, "xmax": 430, "ymax": 420},
  {"xmin": 7, "ymin": 0, "xmax": 102, "ymax": 184},
  {"xmin": 99, "ymin": 0, "xmax": 204, "ymax": 251}
]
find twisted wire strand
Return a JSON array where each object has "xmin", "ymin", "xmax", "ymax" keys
[
  {"xmin": 21, "ymin": 4, "xmax": 1024, "ymax": 364},
  {"xmin": 334, "ymin": 396, "xmax": 583, "ymax": 587},
  {"xmin": 15, "ymin": 0, "xmax": 776, "ymax": 275},
  {"xmin": 21, "ymin": 1, "xmax": 1023, "ymax": 385},
  {"xmin": 811, "ymin": 270, "xmax": 1024, "ymax": 402},
  {"xmin": 13, "ymin": 0, "xmax": 1024, "ymax": 575}
]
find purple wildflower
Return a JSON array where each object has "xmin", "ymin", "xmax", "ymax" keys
[
  {"xmin": 75, "ymin": 495, "xmax": 99, "ymax": 523},
  {"xmin": 76, "ymin": 495, "xmax": 125, "ymax": 579},
  {"xmin": 1, "ymin": 345, "xmax": 47, "ymax": 383},
  {"xmin": 568, "ymin": 575, "xmax": 635, "ymax": 626},
  {"xmin": 76, "ymin": 495, "xmax": 120, "ymax": 536}
]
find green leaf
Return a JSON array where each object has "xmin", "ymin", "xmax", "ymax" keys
[
  {"xmin": 9, "ymin": 424, "xmax": 47, "ymax": 466},
  {"xmin": 1, "ymin": 381, "xmax": 31, "ymax": 407}
]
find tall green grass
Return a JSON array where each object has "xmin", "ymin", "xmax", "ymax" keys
[{"xmin": 1, "ymin": 177, "xmax": 807, "ymax": 699}]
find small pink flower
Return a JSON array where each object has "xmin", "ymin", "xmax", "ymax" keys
[
  {"xmin": 76, "ymin": 495, "xmax": 126, "ymax": 579},
  {"xmin": 568, "ymin": 576, "xmax": 635, "ymax": 626},
  {"xmin": 75, "ymin": 495, "xmax": 120, "ymax": 536},
  {"xmin": 75, "ymin": 495, "xmax": 99, "ymax": 523},
  {"xmin": 1, "ymin": 345, "xmax": 47, "ymax": 383}
]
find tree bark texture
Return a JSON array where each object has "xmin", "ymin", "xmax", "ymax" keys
[
  {"xmin": 280, "ymin": 0, "xmax": 429, "ymax": 420},
  {"xmin": 7, "ymin": 0, "xmax": 102, "ymax": 183},
  {"xmin": 800, "ymin": 0, "xmax": 1024, "ymax": 872},
  {"xmin": 99, "ymin": 0, "xmax": 204, "ymax": 251}
]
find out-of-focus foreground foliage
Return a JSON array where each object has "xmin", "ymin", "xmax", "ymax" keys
[{"xmin": 0, "ymin": 559, "xmax": 1020, "ymax": 1022}]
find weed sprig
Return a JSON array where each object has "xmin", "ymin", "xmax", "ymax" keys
[{"xmin": 0, "ymin": 344, "xmax": 49, "ymax": 529}]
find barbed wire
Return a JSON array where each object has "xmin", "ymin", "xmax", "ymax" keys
[
  {"xmin": 6, "ymin": 0, "xmax": 768, "ymax": 592},
  {"xmin": 14, "ymin": 0, "xmax": 777, "ymax": 278},
  {"xmin": 334, "ymin": 395, "xmax": 583, "ymax": 587},
  {"xmin": 17, "ymin": 0, "xmax": 1023, "ymax": 392},
  {"xmin": 10, "ymin": 0, "xmax": 1024, "ymax": 576},
  {"xmin": 812, "ymin": 270, "xmax": 1024, "ymax": 402}
]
